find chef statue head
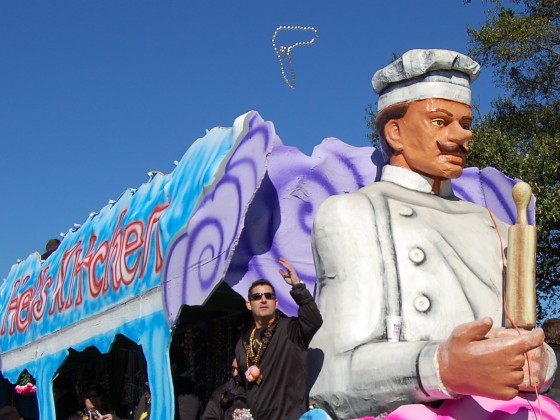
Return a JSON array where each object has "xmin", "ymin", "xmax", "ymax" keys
[{"xmin": 372, "ymin": 49, "xmax": 480, "ymax": 194}]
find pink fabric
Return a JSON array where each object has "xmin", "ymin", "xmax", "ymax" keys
[{"xmin": 353, "ymin": 395, "xmax": 560, "ymax": 420}]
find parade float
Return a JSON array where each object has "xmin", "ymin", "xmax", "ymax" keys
[{"xmin": 0, "ymin": 111, "xmax": 535, "ymax": 419}]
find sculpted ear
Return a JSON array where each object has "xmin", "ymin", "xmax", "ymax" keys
[{"xmin": 384, "ymin": 120, "xmax": 403, "ymax": 153}]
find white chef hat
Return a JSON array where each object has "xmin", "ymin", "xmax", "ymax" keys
[{"xmin": 372, "ymin": 49, "xmax": 481, "ymax": 112}]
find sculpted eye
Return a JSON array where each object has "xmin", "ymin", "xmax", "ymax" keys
[{"xmin": 431, "ymin": 119, "xmax": 445, "ymax": 127}]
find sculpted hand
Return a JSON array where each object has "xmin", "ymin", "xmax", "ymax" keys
[
  {"xmin": 487, "ymin": 326, "xmax": 549, "ymax": 391},
  {"xmin": 278, "ymin": 257, "xmax": 302, "ymax": 286},
  {"xmin": 438, "ymin": 317, "xmax": 545, "ymax": 400}
]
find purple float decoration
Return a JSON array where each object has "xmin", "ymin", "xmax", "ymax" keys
[{"xmin": 163, "ymin": 112, "xmax": 278, "ymax": 324}]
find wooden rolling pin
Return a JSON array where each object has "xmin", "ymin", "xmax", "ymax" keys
[{"xmin": 505, "ymin": 181, "xmax": 537, "ymax": 329}]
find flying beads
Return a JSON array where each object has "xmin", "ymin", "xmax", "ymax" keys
[{"xmin": 271, "ymin": 25, "xmax": 319, "ymax": 89}]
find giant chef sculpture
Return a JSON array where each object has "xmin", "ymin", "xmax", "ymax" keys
[{"xmin": 308, "ymin": 49, "xmax": 557, "ymax": 419}]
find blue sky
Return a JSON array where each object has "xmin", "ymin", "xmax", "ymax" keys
[{"xmin": 0, "ymin": 0, "xmax": 500, "ymax": 276}]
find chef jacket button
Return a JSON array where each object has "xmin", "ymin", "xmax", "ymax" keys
[
  {"xmin": 414, "ymin": 295, "xmax": 431, "ymax": 312},
  {"xmin": 398, "ymin": 206, "xmax": 415, "ymax": 217},
  {"xmin": 408, "ymin": 247, "xmax": 425, "ymax": 264}
]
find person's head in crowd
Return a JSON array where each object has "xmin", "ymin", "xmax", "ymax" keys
[
  {"xmin": 41, "ymin": 238, "xmax": 61, "ymax": 260},
  {"xmin": 231, "ymin": 357, "xmax": 239, "ymax": 379},
  {"xmin": 142, "ymin": 381, "xmax": 151, "ymax": 400},
  {"xmin": 246, "ymin": 279, "xmax": 278, "ymax": 327},
  {"xmin": 542, "ymin": 318, "xmax": 560, "ymax": 345},
  {"xmin": 82, "ymin": 385, "xmax": 108, "ymax": 414}
]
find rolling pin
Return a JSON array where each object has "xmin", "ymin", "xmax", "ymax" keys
[{"xmin": 505, "ymin": 181, "xmax": 537, "ymax": 329}]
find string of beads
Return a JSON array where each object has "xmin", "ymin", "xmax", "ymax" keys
[{"xmin": 271, "ymin": 25, "xmax": 319, "ymax": 89}]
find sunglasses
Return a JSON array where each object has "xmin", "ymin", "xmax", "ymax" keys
[{"xmin": 249, "ymin": 292, "xmax": 276, "ymax": 301}]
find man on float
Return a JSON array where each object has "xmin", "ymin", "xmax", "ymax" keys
[{"xmin": 236, "ymin": 258, "xmax": 323, "ymax": 419}]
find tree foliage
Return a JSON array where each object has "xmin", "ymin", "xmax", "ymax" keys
[
  {"xmin": 466, "ymin": 0, "xmax": 559, "ymax": 105},
  {"xmin": 465, "ymin": 0, "xmax": 560, "ymax": 319}
]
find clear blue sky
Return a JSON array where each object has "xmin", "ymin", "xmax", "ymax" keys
[{"xmin": 0, "ymin": 0, "xmax": 500, "ymax": 276}]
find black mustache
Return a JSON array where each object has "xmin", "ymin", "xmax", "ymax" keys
[{"xmin": 436, "ymin": 141, "xmax": 469, "ymax": 156}]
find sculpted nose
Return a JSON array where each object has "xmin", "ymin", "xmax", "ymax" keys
[{"xmin": 449, "ymin": 122, "xmax": 472, "ymax": 146}]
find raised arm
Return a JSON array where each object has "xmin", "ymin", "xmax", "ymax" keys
[
  {"xmin": 279, "ymin": 257, "xmax": 301, "ymax": 286},
  {"xmin": 280, "ymin": 257, "xmax": 323, "ymax": 346}
]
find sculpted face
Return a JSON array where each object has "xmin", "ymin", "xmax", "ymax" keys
[
  {"xmin": 246, "ymin": 284, "xmax": 277, "ymax": 323},
  {"xmin": 385, "ymin": 98, "xmax": 473, "ymax": 181}
]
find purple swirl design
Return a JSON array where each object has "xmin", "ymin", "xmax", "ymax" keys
[
  {"xmin": 163, "ymin": 113, "xmax": 277, "ymax": 324},
  {"xmin": 225, "ymin": 139, "xmax": 378, "ymax": 316}
]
